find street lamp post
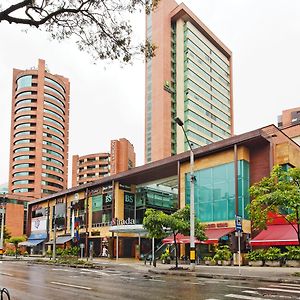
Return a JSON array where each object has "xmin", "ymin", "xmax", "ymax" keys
[{"xmin": 175, "ymin": 117, "xmax": 196, "ymax": 271}]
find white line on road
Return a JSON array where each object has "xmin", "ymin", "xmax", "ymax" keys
[
  {"xmin": 278, "ymin": 283, "xmax": 300, "ymax": 287},
  {"xmin": 226, "ymin": 285, "xmax": 257, "ymax": 290},
  {"xmin": 225, "ymin": 294, "xmax": 272, "ymax": 300},
  {"xmin": 0, "ymin": 272, "xmax": 13, "ymax": 277},
  {"xmin": 149, "ymin": 279, "xmax": 166, "ymax": 282},
  {"xmin": 242, "ymin": 290, "xmax": 260, "ymax": 295},
  {"xmin": 269, "ymin": 284, "xmax": 300, "ymax": 290},
  {"xmin": 50, "ymin": 281, "xmax": 91, "ymax": 290},
  {"xmin": 257, "ymin": 287, "xmax": 300, "ymax": 294}
]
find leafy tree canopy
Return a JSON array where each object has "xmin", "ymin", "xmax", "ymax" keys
[
  {"xmin": 143, "ymin": 206, "xmax": 206, "ymax": 241},
  {"xmin": 248, "ymin": 165, "xmax": 300, "ymax": 245},
  {"xmin": 4, "ymin": 226, "xmax": 11, "ymax": 241},
  {"xmin": 143, "ymin": 206, "xmax": 206, "ymax": 268},
  {"xmin": 0, "ymin": 0, "xmax": 159, "ymax": 62}
]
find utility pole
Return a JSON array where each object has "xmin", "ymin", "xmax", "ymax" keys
[
  {"xmin": 0, "ymin": 205, "xmax": 5, "ymax": 256},
  {"xmin": 52, "ymin": 208, "xmax": 56, "ymax": 260}
]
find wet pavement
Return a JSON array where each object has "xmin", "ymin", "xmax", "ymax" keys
[{"xmin": 0, "ymin": 260, "xmax": 300, "ymax": 299}]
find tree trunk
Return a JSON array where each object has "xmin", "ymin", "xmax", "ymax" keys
[
  {"xmin": 15, "ymin": 244, "xmax": 18, "ymax": 259},
  {"xmin": 173, "ymin": 232, "xmax": 178, "ymax": 269},
  {"xmin": 296, "ymin": 209, "xmax": 300, "ymax": 246}
]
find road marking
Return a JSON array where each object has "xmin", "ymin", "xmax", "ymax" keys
[
  {"xmin": 257, "ymin": 287, "xmax": 300, "ymax": 294},
  {"xmin": 225, "ymin": 294, "xmax": 272, "ymax": 300},
  {"xmin": 190, "ymin": 282, "xmax": 205, "ymax": 285},
  {"xmin": 149, "ymin": 279, "xmax": 166, "ymax": 282},
  {"xmin": 0, "ymin": 272, "xmax": 13, "ymax": 277},
  {"xmin": 278, "ymin": 283, "xmax": 300, "ymax": 287},
  {"xmin": 242, "ymin": 290, "xmax": 260, "ymax": 295},
  {"xmin": 227, "ymin": 285, "xmax": 256, "ymax": 289},
  {"xmin": 52, "ymin": 268, "xmax": 73, "ymax": 272},
  {"xmin": 269, "ymin": 284, "xmax": 300, "ymax": 290},
  {"xmin": 50, "ymin": 281, "xmax": 91, "ymax": 290}
]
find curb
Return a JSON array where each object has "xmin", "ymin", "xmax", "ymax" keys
[{"xmin": 148, "ymin": 269, "xmax": 300, "ymax": 284}]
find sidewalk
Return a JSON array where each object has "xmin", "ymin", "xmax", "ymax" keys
[
  {"xmin": 93, "ymin": 258, "xmax": 300, "ymax": 284},
  {"xmin": 149, "ymin": 263, "xmax": 300, "ymax": 283}
]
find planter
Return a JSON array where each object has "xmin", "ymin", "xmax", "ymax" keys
[
  {"xmin": 204, "ymin": 260, "xmax": 211, "ymax": 266},
  {"xmin": 248, "ymin": 260, "xmax": 264, "ymax": 267},
  {"xmin": 162, "ymin": 259, "xmax": 170, "ymax": 264},
  {"xmin": 265, "ymin": 260, "xmax": 281, "ymax": 267},
  {"xmin": 222, "ymin": 260, "xmax": 231, "ymax": 266},
  {"xmin": 217, "ymin": 260, "xmax": 222, "ymax": 266},
  {"xmin": 286, "ymin": 260, "xmax": 300, "ymax": 267}
]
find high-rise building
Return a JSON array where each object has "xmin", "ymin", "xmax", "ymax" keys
[
  {"xmin": 145, "ymin": 0, "xmax": 233, "ymax": 163},
  {"xmin": 8, "ymin": 59, "xmax": 70, "ymax": 199},
  {"xmin": 278, "ymin": 107, "xmax": 300, "ymax": 145},
  {"xmin": 72, "ymin": 138, "xmax": 135, "ymax": 186}
]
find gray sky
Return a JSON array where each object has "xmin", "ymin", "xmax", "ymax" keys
[{"xmin": 1, "ymin": 0, "xmax": 300, "ymax": 186}]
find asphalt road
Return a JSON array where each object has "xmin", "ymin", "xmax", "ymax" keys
[{"xmin": 0, "ymin": 261, "xmax": 300, "ymax": 300}]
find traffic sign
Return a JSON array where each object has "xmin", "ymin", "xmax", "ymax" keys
[{"xmin": 235, "ymin": 215, "xmax": 242, "ymax": 232}]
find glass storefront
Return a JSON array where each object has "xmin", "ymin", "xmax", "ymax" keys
[{"xmin": 185, "ymin": 160, "xmax": 250, "ymax": 222}]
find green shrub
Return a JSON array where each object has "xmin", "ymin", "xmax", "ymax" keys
[
  {"xmin": 203, "ymin": 256, "xmax": 213, "ymax": 261},
  {"xmin": 56, "ymin": 248, "xmax": 64, "ymax": 256},
  {"xmin": 160, "ymin": 252, "xmax": 171, "ymax": 261},
  {"xmin": 264, "ymin": 247, "xmax": 282, "ymax": 261},
  {"xmin": 284, "ymin": 246, "xmax": 300, "ymax": 260},
  {"xmin": 46, "ymin": 250, "xmax": 52, "ymax": 257},
  {"xmin": 213, "ymin": 245, "xmax": 232, "ymax": 261},
  {"xmin": 5, "ymin": 249, "xmax": 15, "ymax": 256},
  {"xmin": 245, "ymin": 249, "xmax": 266, "ymax": 261},
  {"xmin": 23, "ymin": 251, "xmax": 29, "ymax": 257}
]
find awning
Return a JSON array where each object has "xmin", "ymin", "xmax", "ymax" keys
[
  {"xmin": 19, "ymin": 239, "xmax": 44, "ymax": 247},
  {"xmin": 250, "ymin": 224, "xmax": 299, "ymax": 246},
  {"xmin": 163, "ymin": 234, "xmax": 202, "ymax": 244},
  {"xmin": 162, "ymin": 233, "xmax": 201, "ymax": 244},
  {"xmin": 203, "ymin": 227, "xmax": 235, "ymax": 244},
  {"xmin": 109, "ymin": 224, "xmax": 148, "ymax": 236},
  {"xmin": 162, "ymin": 228, "xmax": 235, "ymax": 245},
  {"xmin": 46, "ymin": 235, "xmax": 72, "ymax": 245},
  {"xmin": 28, "ymin": 232, "xmax": 47, "ymax": 240}
]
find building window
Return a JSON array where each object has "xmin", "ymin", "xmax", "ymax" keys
[{"xmin": 16, "ymin": 75, "xmax": 32, "ymax": 90}]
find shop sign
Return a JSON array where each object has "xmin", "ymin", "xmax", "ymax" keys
[
  {"xmin": 124, "ymin": 192, "xmax": 134, "ymax": 205},
  {"xmin": 119, "ymin": 184, "xmax": 131, "ymax": 191},
  {"xmin": 89, "ymin": 187, "xmax": 102, "ymax": 196},
  {"xmin": 206, "ymin": 222, "xmax": 229, "ymax": 229},
  {"xmin": 103, "ymin": 185, "xmax": 113, "ymax": 193},
  {"xmin": 96, "ymin": 217, "xmax": 135, "ymax": 227},
  {"xmin": 103, "ymin": 193, "xmax": 112, "ymax": 204},
  {"xmin": 56, "ymin": 197, "xmax": 64, "ymax": 204},
  {"xmin": 31, "ymin": 216, "xmax": 47, "ymax": 232},
  {"xmin": 32, "ymin": 204, "xmax": 42, "ymax": 211}
]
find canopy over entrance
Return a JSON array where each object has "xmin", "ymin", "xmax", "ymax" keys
[
  {"xmin": 162, "ymin": 228, "xmax": 235, "ymax": 244},
  {"xmin": 46, "ymin": 235, "xmax": 72, "ymax": 245},
  {"xmin": 203, "ymin": 227, "xmax": 235, "ymax": 244},
  {"xmin": 250, "ymin": 224, "xmax": 299, "ymax": 246},
  {"xmin": 109, "ymin": 224, "xmax": 148, "ymax": 235},
  {"xmin": 19, "ymin": 232, "xmax": 47, "ymax": 247}
]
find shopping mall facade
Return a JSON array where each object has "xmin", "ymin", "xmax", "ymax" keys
[{"xmin": 25, "ymin": 125, "xmax": 300, "ymax": 257}]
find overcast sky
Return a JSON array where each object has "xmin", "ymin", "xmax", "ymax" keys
[{"xmin": 1, "ymin": 0, "xmax": 300, "ymax": 186}]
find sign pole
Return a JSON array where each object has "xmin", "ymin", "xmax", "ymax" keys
[
  {"xmin": 0, "ymin": 207, "xmax": 5, "ymax": 255},
  {"xmin": 238, "ymin": 231, "xmax": 241, "ymax": 275}
]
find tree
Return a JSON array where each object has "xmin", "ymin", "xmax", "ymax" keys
[
  {"xmin": 0, "ymin": 0, "xmax": 159, "ymax": 62},
  {"xmin": 143, "ymin": 206, "xmax": 206, "ymax": 268},
  {"xmin": 3, "ymin": 226, "xmax": 11, "ymax": 241},
  {"xmin": 8, "ymin": 236, "xmax": 26, "ymax": 258},
  {"xmin": 248, "ymin": 165, "xmax": 300, "ymax": 245}
]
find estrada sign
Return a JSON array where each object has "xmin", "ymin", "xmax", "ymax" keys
[{"xmin": 235, "ymin": 215, "xmax": 242, "ymax": 232}]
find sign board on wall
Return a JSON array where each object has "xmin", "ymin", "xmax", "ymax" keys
[{"xmin": 31, "ymin": 216, "xmax": 47, "ymax": 232}]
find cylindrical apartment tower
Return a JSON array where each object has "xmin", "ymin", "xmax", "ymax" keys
[{"xmin": 8, "ymin": 59, "xmax": 70, "ymax": 199}]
